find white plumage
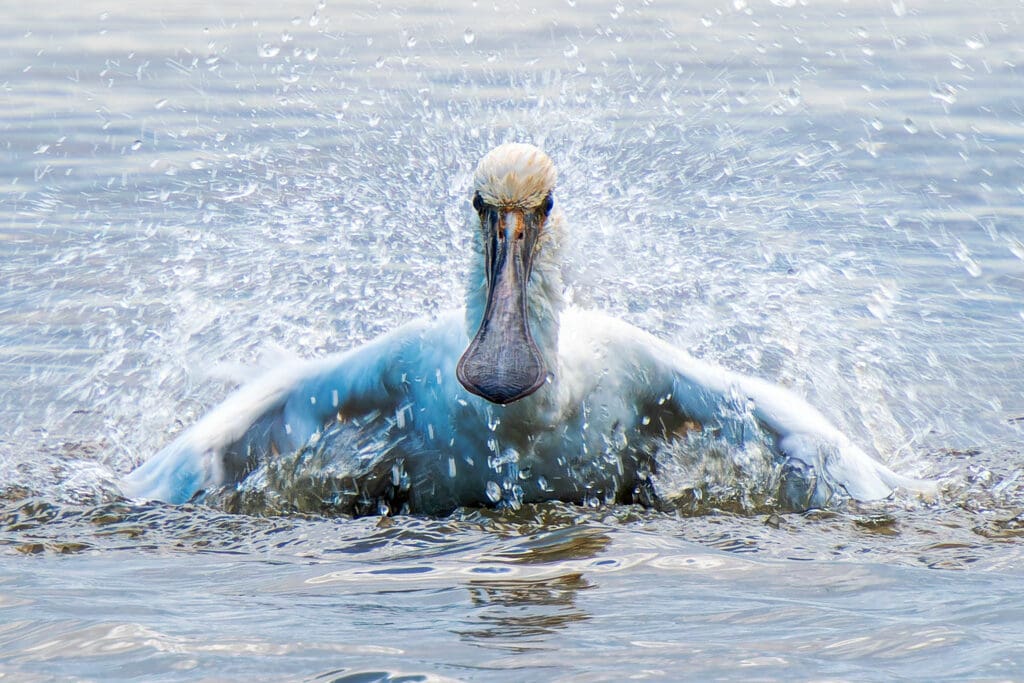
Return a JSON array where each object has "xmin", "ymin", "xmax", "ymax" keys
[{"xmin": 122, "ymin": 143, "xmax": 934, "ymax": 513}]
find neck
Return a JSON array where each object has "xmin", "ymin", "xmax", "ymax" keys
[{"xmin": 464, "ymin": 209, "xmax": 567, "ymax": 368}]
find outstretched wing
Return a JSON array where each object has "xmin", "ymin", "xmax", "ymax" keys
[
  {"xmin": 120, "ymin": 316, "xmax": 444, "ymax": 504},
  {"xmin": 596, "ymin": 313, "xmax": 936, "ymax": 505}
]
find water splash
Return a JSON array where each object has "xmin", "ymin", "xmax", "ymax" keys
[{"xmin": 1, "ymin": 0, "xmax": 1020, "ymax": 522}]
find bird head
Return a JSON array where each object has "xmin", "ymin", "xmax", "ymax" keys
[{"xmin": 457, "ymin": 143, "xmax": 558, "ymax": 405}]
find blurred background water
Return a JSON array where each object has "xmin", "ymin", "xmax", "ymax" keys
[{"xmin": 1, "ymin": 0, "xmax": 1023, "ymax": 680}]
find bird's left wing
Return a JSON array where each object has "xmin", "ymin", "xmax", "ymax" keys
[
  {"xmin": 120, "ymin": 316, "xmax": 444, "ymax": 504},
  {"xmin": 600, "ymin": 314, "xmax": 936, "ymax": 507}
]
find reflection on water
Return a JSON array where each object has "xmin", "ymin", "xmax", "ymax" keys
[
  {"xmin": 461, "ymin": 573, "xmax": 592, "ymax": 642},
  {"xmin": 1, "ymin": 0, "xmax": 1023, "ymax": 679},
  {"xmin": 482, "ymin": 525, "xmax": 612, "ymax": 565}
]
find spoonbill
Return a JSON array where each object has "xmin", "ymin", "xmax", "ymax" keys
[{"xmin": 122, "ymin": 143, "xmax": 934, "ymax": 514}]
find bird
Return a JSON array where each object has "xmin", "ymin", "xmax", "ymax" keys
[{"xmin": 122, "ymin": 142, "xmax": 935, "ymax": 515}]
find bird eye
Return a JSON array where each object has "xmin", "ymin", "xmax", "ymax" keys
[
  {"xmin": 472, "ymin": 192, "xmax": 485, "ymax": 213},
  {"xmin": 541, "ymin": 193, "xmax": 553, "ymax": 214}
]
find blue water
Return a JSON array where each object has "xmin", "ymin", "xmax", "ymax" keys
[{"xmin": 1, "ymin": 1, "xmax": 1023, "ymax": 679}]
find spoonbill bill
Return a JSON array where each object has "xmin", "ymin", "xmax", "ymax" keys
[{"xmin": 122, "ymin": 143, "xmax": 933, "ymax": 513}]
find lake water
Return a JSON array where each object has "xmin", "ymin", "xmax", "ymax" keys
[{"xmin": 2, "ymin": 0, "xmax": 1023, "ymax": 680}]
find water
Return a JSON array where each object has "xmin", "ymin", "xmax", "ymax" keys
[{"xmin": 2, "ymin": 0, "xmax": 1023, "ymax": 679}]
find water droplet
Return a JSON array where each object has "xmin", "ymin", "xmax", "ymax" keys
[
  {"xmin": 485, "ymin": 481, "xmax": 502, "ymax": 503},
  {"xmin": 154, "ymin": 98, "xmax": 168, "ymax": 110},
  {"xmin": 309, "ymin": 11, "xmax": 320, "ymax": 27},
  {"xmin": 405, "ymin": 35, "xmax": 417, "ymax": 48},
  {"xmin": 281, "ymin": 31, "xmax": 293, "ymax": 43},
  {"xmin": 375, "ymin": 56, "xmax": 385, "ymax": 68},
  {"xmin": 930, "ymin": 83, "xmax": 957, "ymax": 104},
  {"xmin": 131, "ymin": 140, "xmax": 142, "ymax": 151},
  {"xmin": 1009, "ymin": 238, "xmax": 1024, "ymax": 260},
  {"xmin": 509, "ymin": 485, "xmax": 524, "ymax": 510},
  {"xmin": 258, "ymin": 43, "xmax": 280, "ymax": 58},
  {"xmin": 463, "ymin": 28, "xmax": 475, "ymax": 44},
  {"xmin": 903, "ymin": 117, "xmax": 918, "ymax": 134},
  {"xmin": 891, "ymin": 0, "xmax": 906, "ymax": 16},
  {"xmin": 563, "ymin": 43, "xmax": 579, "ymax": 58},
  {"xmin": 965, "ymin": 36, "xmax": 985, "ymax": 50},
  {"xmin": 955, "ymin": 242, "xmax": 982, "ymax": 277},
  {"xmin": 857, "ymin": 138, "xmax": 884, "ymax": 157}
]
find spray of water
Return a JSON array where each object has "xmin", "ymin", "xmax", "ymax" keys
[{"xmin": 1, "ymin": 1, "xmax": 1020, "ymax": 518}]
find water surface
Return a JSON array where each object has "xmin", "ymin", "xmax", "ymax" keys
[{"xmin": 1, "ymin": 1, "xmax": 1023, "ymax": 680}]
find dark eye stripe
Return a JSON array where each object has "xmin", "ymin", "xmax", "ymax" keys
[
  {"xmin": 542, "ymin": 193, "xmax": 553, "ymax": 214},
  {"xmin": 472, "ymin": 192, "xmax": 485, "ymax": 213}
]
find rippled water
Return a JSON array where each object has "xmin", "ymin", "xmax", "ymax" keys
[{"xmin": 2, "ymin": 1, "xmax": 1023, "ymax": 680}]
